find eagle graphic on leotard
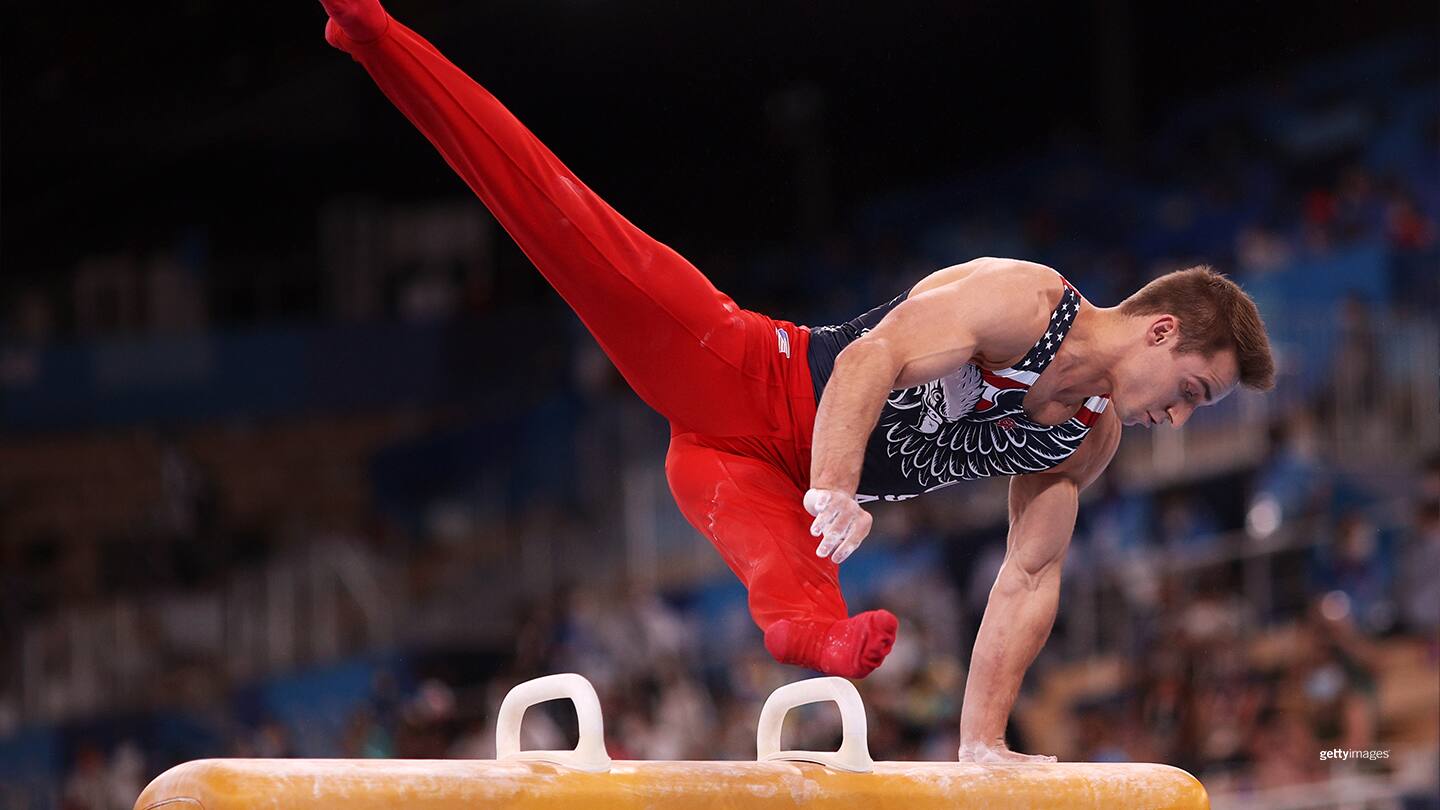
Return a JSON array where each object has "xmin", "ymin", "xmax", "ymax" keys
[{"xmin": 876, "ymin": 367, "xmax": 1091, "ymax": 490}]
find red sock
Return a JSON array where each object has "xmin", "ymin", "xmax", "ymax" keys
[
  {"xmin": 319, "ymin": 0, "xmax": 390, "ymax": 47},
  {"xmin": 763, "ymin": 609, "xmax": 898, "ymax": 679}
]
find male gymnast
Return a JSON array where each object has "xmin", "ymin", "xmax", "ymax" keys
[{"xmin": 316, "ymin": 0, "xmax": 1275, "ymax": 762}]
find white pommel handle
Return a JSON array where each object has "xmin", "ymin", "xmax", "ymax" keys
[
  {"xmin": 756, "ymin": 676, "xmax": 874, "ymax": 773},
  {"xmin": 495, "ymin": 673, "xmax": 612, "ymax": 772}
]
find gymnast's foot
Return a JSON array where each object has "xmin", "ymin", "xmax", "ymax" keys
[
  {"xmin": 763, "ymin": 609, "xmax": 898, "ymax": 679},
  {"xmin": 319, "ymin": 0, "xmax": 389, "ymax": 47},
  {"xmin": 958, "ymin": 740, "xmax": 1057, "ymax": 764}
]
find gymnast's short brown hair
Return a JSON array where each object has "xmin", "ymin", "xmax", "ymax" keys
[{"xmin": 1120, "ymin": 265, "xmax": 1276, "ymax": 391}]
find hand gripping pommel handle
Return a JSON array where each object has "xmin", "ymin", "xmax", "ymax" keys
[
  {"xmin": 495, "ymin": 673, "xmax": 612, "ymax": 772},
  {"xmin": 756, "ymin": 676, "xmax": 874, "ymax": 772}
]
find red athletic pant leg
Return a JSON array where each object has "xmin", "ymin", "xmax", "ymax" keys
[
  {"xmin": 664, "ymin": 432, "xmax": 847, "ymax": 628},
  {"xmin": 326, "ymin": 15, "xmax": 781, "ymax": 437},
  {"xmin": 666, "ymin": 431, "xmax": 898, "ymax": 678},
  {"xmin": 326, "ymin": 11, "xmax": 896, "ymax": 675}
]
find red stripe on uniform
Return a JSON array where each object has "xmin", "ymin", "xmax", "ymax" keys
[
  {"xmin": 981, "ymin": 371, "xmax": 1030, "ymax": 391},
  {"xmin": 1074, "ymin": 397, "xmax": 1110, "ymax": 427}
]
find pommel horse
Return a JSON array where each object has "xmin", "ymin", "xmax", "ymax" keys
[{"xmin": 135, "ymin": 674, "xmax": 1208, "ymax": 809}]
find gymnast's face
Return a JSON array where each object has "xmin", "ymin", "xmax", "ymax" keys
[{"xmin": 1112, "ymin": 315, "xmax": 1240, "ymax": 429}]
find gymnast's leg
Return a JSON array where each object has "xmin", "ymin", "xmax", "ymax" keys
[
  {"xmin": 666, "ymin": 433, "xmax": 898, "ymax": 678},
  {"xmin": 318, "ymin": 0, "xmax": 778, "ymax": 437},
  {"xmin": 317, "ymin": 1, "xmax": 898, "ymax": 676}
]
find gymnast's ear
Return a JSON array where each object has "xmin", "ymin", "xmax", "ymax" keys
[{"xmin": 1147, "ymin": 314, "xmax": 1179, "ymax": 346}]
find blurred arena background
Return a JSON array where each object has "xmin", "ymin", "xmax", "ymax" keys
[{"xmin": 2, "ymin": 1, "xmax": 1437, "ymax": 807}]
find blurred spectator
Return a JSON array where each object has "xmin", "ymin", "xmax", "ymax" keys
[
  {"xmin": 1156, "ymin": 491, "xmax": 1222, "ymax": 558},
  {"xmin": 1398, "ymin": 499, "xmax": 1440, "ymax": 635},
  {"xmin": 111, "ymin": 743, "xmax": 145, "ymax": 810},
  {"xmin": 1248, "ymin": 411, "xmax": 1329, "ymax": 543},
  {"xmin": 1325, "ymin": 293, "xmax": 1384, "ymax": 441},
  {"xmin": 1085, "ymin": 473, "xmax": 1156, "ymax": 564},
  {"xmin": 55, "ymin": 741, "xmax": 142, "ymax": 810},
  {"xmin": 1310, "ymin": 512, "xmax": 1398, "ymax": 634},
  {"xmin": 340, "ymin": 708, "xmax": 392, "ymax": 758},
  {"xmin": 1234, "ymin": 224, "xmax": 1293, "ymax": 275},
  {"xmin": 1248, "ymin": 709, "xmax": 1325, "ymax": 789},
  {"xmin": 1331, "ymin": 167, "xmax": 1383, "ymax": 244},
  {"xmin": 1385, "ymin": 191, "xmax": 1437, "ymax": 252},
  {"xmin": 155, "ymin": 439, "xmax": 222, "ymax": 581},
  {"xmin": 1192, "ymin": 674, "xmax": 1266, "ymax": 778},
  {"xmin": 60, "ymin": 745, "xmax": 108, "ymax": 810},
  {"xmin": 1422, "ymin": 456, "xmax": 1440, "ymax": 503},
  {"xmin": 250, "ymin": 719, "xmax": 297, "ymax": 759},
  {"xmin": 393, "ymin": 679, "xmax": 456, "ymax": 758},
  {"xmin": 1285, "ymin": 595, "xmax": 1383, "ymax": 754}
]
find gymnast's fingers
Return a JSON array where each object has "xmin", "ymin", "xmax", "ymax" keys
[
  {"xmin": 831, "ymin": 513, "xmax": 870, "ymax": 564},
  {"xmin": 810, "ymin": 507, "xmax": 839, "ymax": 538},
  {"xmin": 822, "ymin": 517, "xmax": 856, "ymax": 558},
  {"xmin": 816, "ymin": 516, "xmax": 847, "ymax": 557}
]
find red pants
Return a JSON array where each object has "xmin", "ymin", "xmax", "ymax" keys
[{"xmin": 330, "ymin": 18, "xmax": 849, "ymax": 630}]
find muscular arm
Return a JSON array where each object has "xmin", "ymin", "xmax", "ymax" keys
[
  {"xmin": 810, "ymin": 259, "xmax": 1052, "ymax": 493},
  {"xmin": 806, "ymin": 260, "xmax": 1059, "ymax": 560},
  {"xmin": 958, "ymin": 409, "xmax": 1120, "ymax": 762}
]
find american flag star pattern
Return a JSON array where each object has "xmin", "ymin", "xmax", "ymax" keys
[{"xmin": 1016, "ymin": 286, "xmax": 1080, "ymax": 374}]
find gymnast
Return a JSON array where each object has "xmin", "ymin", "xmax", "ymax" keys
[{"xmin": 316, "ymin": 0, "xmax": 1275, "ymax": 763}]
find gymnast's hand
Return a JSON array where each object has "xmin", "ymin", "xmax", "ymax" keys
[
  {"xmin": 805, "ymin": 488, "xmax": 872, "ymax": 565},
  {"xmin": 957, "ymin": 740, "xmax": 1057, "ymax": 765}
]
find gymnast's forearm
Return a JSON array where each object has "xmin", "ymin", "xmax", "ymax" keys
[
  {"xmin": 958, "ymin": 563, "xmax": 1061, "ymax": 747},
  {"xmin": 809, "ymin": 339, "xmax": 899, "ymax": 494}
]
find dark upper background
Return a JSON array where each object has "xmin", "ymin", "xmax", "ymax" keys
[{"xmin": 2, "ymin": 0, "xmax": 1435, "ymax": 321}]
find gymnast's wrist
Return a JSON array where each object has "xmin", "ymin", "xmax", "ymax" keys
[{"xmin": 807, "ymin": 466, "xmax": 859, "ymax": 494}]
